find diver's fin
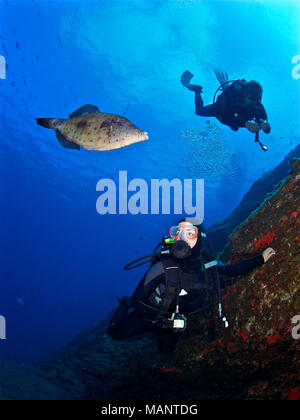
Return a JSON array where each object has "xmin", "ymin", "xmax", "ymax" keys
[
  {"xmin": 180, "ymin": 70, "xmax": 194, "ymax": 87},
  {"xmin": 214, "ymin": 68, "xmax": 229, "ymax": 87},
  {"xmin": 55, "ymin": 130, "xmax": 80, "ymax": 150},
  {"xmin": 69, "ymin": 104, "xmax": 100, "ymax": 118}
]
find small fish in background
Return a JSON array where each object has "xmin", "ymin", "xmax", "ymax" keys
[
  {"xmin": 2, "ymin": 43, "xmax": 8, "ymax": 56},
  {"xmin": 17, "ymin": 298, "xmax": 25, "ymax": 305},
  {"xmin": 29, "ymin": 288, "xmax": 40, "ymax": 294},
  {"xmin": 16, "ymin": 42, "xmax": 20, "ymax": 50},
  {"xmin": 57, "ymin": 35, "xmax": 63, "ymax": 49},
  {"xmin": 69, "ymin": 86, "xmax": 77, "ymax": 102},
  {"xmin": 36, "ymin": 104, "xmax": 149, "ymax": 151}
]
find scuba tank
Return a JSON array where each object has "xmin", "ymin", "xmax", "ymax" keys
[{"xmin": 213, "ymin": 80, "xmax": 237, "ymax": 104}]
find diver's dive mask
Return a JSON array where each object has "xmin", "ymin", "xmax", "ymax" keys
[
  {"xmin": 246, "ymin": 91, "xmax": 262, "ymax": 104},
  {"xmin": 245, "ymin": 81, "xmax": 263, "ymax": 104},
  {"xmin": 169, "ymin": 224, "xmax": 198, "ymax": 241},
  {"xmin": 168, "ymin": 224, "xmax": 198, "ymax": 259}
]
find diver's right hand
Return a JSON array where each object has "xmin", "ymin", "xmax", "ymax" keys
[
  {"xmin": 245, "ymin": 122, "xmax": 260, "ymax": 133},
  {"xmin": 262, "ymin": 248, "xmax": 276, "ymax": 263},
  {"xmin": 261, "ymin": 121, "xmax": 271, "ymax": 134}
]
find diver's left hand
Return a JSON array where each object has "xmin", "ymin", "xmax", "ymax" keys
[
  {"xmin": 261, "ymin": 121, "xmax": 271, "ymax": 134},
  {"xmin": 245, "ymin": 122, "xmax": 260, "ymax": 133},
  {"xmin": 262, "ymin": 247, "xmax": 276, "ymax": 263}
]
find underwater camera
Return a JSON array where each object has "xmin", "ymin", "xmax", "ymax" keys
[{"xmin": 162, "ymin": 306, "xmax": 187, "ymax": 333}]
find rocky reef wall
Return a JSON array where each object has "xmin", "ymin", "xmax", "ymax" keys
[{"xmin": 208, "ymin": 145, "xmax": 300, "ymax": 251}]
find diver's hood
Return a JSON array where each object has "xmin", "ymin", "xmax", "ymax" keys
[{"xmin": 246, "ymin": 80, "xmax": 263, "ymax": 102}]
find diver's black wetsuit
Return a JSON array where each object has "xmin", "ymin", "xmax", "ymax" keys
[
  {"xmin": 107, "ymin": 255, "xmax": 264, "ymax": 354},
  {"xmin": 195, "ymin": 80, "xmax": 268, "ymax": 131}
]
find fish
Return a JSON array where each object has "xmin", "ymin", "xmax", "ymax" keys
[
  {"xmin": 29, "ymin": 288, "xmax": 40, "ymax": 294},
  {"xmin": 17, "ymin": 298, "xmax": 25, "ymax": 305},
  {"xmin": 36, "ymin": 104, "xmax": 149, "ymax": 151}
]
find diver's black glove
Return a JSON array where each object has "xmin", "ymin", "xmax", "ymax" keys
[
  {"xmin": 245, "ymin": 121, "xmax": 260, "ymax": 133},
  {"xmin": 261, "ymin": 120, "xmax": 271, "ymax": 134},
  {"xmin": 262, "ymin": 248, "xmax": 276, "ymax": 263}
]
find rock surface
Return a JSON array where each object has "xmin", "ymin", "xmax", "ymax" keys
[
  {"xmin": 0, "ymin": 159, "xmax": 299, "ymax": 400},
  {"xmin": 208, "ymin": 144, "xmax": 300, "ymax": 251}
]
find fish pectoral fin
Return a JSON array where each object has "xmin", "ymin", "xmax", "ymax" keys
[
  {"xmin": 69, "ymin": 104, "xmax": 100, "ymax": 118},
  {"xmin": 55, "ymin": 130, "xmax": 80, "ymax": 150}
]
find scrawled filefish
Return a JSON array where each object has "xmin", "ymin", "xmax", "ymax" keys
[{"xmin": 36, "ymin": 104, "xmax": 149, "ymax": 151}]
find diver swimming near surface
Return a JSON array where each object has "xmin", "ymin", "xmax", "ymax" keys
[
  {"xmin": 107, "ymin": 219, "xmax": 276, "ymax": 354},
  {"xmin": 180, "ymin": 69, "xmax": 271, "ymax": 151}
]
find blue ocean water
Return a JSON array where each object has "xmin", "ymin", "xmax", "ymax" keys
[{"xmin": 0, "ymin": 0, "xmax": 299, "ymax": 362}]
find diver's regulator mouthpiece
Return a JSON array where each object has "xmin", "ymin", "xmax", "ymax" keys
[
  {"xmin": 171, "ymin": 240, "xmax": 192, "ymax": 259},
  {"xmin": 163, "ymin": 236, "xmax": 193, "ymax": 260}
]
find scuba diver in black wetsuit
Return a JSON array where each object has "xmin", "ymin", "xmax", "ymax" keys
[
  {"xmin": 180, "ymin": 69, "xmax": 271, "ymax": 151},
  {"xmin": 107, "ymin": 219, "xmax": 276, "ymax": 354}
]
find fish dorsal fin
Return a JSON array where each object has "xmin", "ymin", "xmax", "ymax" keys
[
  {"xmin": 69, "ymin": 104, "xmax": 100, "ymax": 118},
  {"xmin": 55, "ymin": 130, "xmax": 80, "ymax": 150}
]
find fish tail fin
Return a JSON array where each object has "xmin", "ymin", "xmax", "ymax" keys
[{"xmin": 36, "ymin": 118, "xmax": 64, "ymax": 129}]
